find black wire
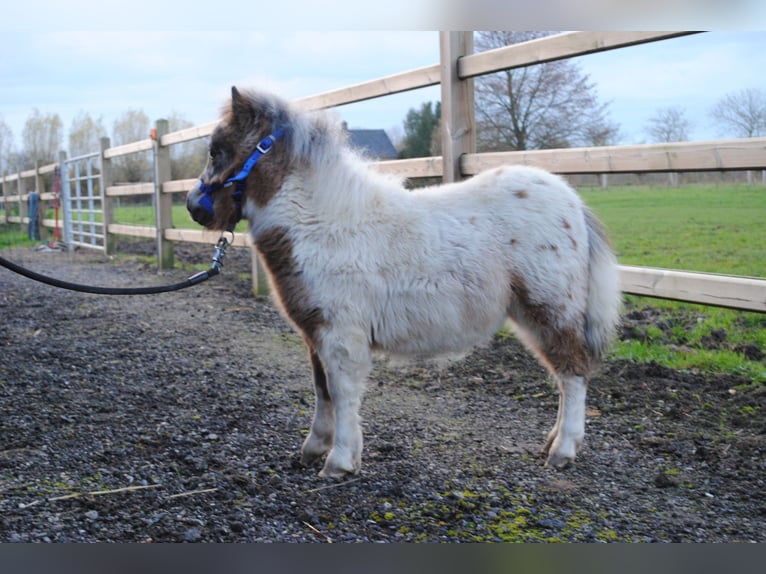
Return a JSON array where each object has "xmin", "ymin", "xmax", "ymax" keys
[{"xmin": 0, "ymin": 255, "xmax": 220, "ymax": 295}]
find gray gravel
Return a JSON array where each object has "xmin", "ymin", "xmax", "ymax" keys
[{"xmin": 1, "ymin": 245, "xmax": 764, "ymax": 542}]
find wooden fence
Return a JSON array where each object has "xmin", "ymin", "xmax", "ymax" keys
[{"xmin": 1, "ymin": 31, "xmax": 765, "ymax": 312}]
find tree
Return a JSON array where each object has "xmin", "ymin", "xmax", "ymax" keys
[
  {"xmin": 645, "ymin": 105, "xmax": 692, "ymax": 142},
  {"xmin": 398, "ymin": 101, "xmax": 441, "ymax": 158},
  {"xmin": 0, "ymin": 116, "xmax": 14, "ymax": 175},
  {"xmin": 644, "ymin": 105, "xmax": 692, "ymax": 187},
  {"xmin": 21, "ymin": 109, "xmax": 63, "ymax": 169},
  {"xmin": 166, "ymin": 112, "xmax": 207, "ymax": 180},
  {"xmin": 710, "ymin": 88, "xmax": 766, "ymax": 138},
  {"xmin": 69, "ymin": 111, "xmax": 106, "ymax": 159},
  {"xmin": 111, "ymin": 109, "xmax": 151, "ymax": 183},
  {"xmin": 474, "ymin": 31, "xmax": 620, "ymax": 152}
]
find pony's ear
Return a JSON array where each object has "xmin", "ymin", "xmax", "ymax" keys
[{"xmin": 230, "ymin": 86, "xmax": 252, "ymax": 123}]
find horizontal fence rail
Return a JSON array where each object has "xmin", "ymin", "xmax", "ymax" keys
[
  {"xmin": 461, "ymin": 137, "xmax": 766, "ymax": 175},
  {"xmin": 458, "ymin": 31, "xmax": 698, "ymax": 78},
  {"xmin": 619, "ymin": 266, "xmax": 766, "ymax": 313},
  {"xmin": 102, "ymin": 139, "xmax": 153, "ymax": 159},
  {"xmin": 2, "ymin": 31, "xmax": 765, "ymax": 313}
]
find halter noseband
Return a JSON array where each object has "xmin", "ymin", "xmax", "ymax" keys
[{"xmin": 197, "ymin": 128, "xmax": 285, "ymax": 220}]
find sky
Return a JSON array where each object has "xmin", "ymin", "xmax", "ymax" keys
[{"xmin": 2, "ymin": 3, "xmax": 766, "ymax": 157}]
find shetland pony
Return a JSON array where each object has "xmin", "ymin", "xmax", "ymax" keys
[{"xmin": 187, "ymin": 87, "xmax": 622, "ymax": 478}]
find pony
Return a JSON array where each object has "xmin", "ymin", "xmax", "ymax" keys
[{"xmin": 187, "ymin": 86, "xmax": 622, "ymax": 478}]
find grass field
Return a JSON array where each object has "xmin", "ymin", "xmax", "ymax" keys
[
  {"xmin": 579, "ymin": 184, "xmax": 765, "ymax": 277},
  {"xmin": 579, "ymin": 184, "xmax": 766, "ymax": 384},
  {"xmin": 2, "ymin": 183, "xmax": 765, "ymax": 383},
  {"xmin": 108, "ymin": 203, "xmax": 250, "ymax": 233}
]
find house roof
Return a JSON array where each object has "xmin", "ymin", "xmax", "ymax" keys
[{"xmin": 345, "ymin": 127, "xmax": 398, "ymax": 160}]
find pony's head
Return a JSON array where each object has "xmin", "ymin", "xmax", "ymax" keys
[{"xmin": 187, "ymin": 86, "xmax": 293, "ymax": 231}]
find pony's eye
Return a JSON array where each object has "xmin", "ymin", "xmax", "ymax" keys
[{"xmin": 208, "ymin": 141, "xmax": 221, "ymax": 160}]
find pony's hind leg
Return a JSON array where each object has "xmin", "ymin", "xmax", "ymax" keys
[
  {"xmin": 300, "ymin": 350, "xmax": 335, "ymax": 466},
  {"xmin": 508, "ymin": 313, "xmax": 592, "ymax": 468},
  {"xmin": 536, "ymin": 327, "xmax": 591, "ymax": 468},
  {"xmin": 541, "ymin": 373, "xmax": 587, "ymax": 468}
]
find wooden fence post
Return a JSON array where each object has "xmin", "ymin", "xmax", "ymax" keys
[
  {"xmin": 34, "ymin": 161, "xmax": 47, "ymax": 242},
  {"xmin": 153, "ymin": 119, "xmax": 174, "ymax": 270},
  {"xmin": 439, "ymin": 31, "xmax": 475, "ymax": 183},
  {"xmin": 251, "ymin": 244, "xmax": 270, "ymax": 296},
  {"xmin": 56, "ymin": 150, "xmax": 67, "ymax": 247},
  {"xmin": 1, "ymin": 174, "xmax": 6, "ymax": 224},
  {"xmin": 34, "ymin": 160, "xmax": 43, "ymax": 194},
  {"xmin": 17, "ymin": 169, "xmax": 27, "ymax": 234},
  {"xmin": 98, "ymin": 138, "xmax": 116, "ymax": 255}
]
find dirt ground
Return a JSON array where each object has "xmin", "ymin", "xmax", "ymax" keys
[{"xmin": 1, "ymin": 243, "xmax": 764, "ymax": 542}]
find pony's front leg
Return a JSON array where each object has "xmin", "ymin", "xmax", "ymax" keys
[
  {"xmin": 317, "ymin": 333, "xmax": 371, "ymax": 479},
  {"xmin": 543, "ymin": 375, "xmax": 587, "ymax": 469},
  {"xmin": 301, "ymin": 350, "xmax": 335, "ymax": 466}
]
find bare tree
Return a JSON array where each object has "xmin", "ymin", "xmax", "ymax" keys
[
  {"xmin": 112, "ymin": 109, "xmax": 151, "ymax": 183},
  {"xmin": 166, "ymin": 112, "xmax": 207, "ymax": 180},
  {"xmin": 474, "ymin": 31, "xmax": 620, "ymax": 152},
  {"xmin": 69, "ymin": 111, "xmax": 107, "ymax": 159},
  {"xmin": 21, "ymin": 109, "xmax": 63, "ymax": 169},
  {"xmin": 710, "ymin": 88, "xmax": 766, "ymax": 138},
  {"xmin": 645, "ymin": 105, "xmax": 692, "ymax": 142},
  {"xmin": 0, "ymin": 116, "xmax": 14, "ymax": 175},
  {"xmin": 644, "ymin": 105, "xmax": 692, "ymax": 187}
]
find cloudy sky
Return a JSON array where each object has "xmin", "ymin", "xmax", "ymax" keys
[{"xmin": 2, "ymin": 3, "xmax": 766, "ymax": 154}]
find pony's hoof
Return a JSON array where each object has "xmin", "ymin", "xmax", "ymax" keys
[
  {"xmin": 300, "ymin": 450, "xmax": 325, "ymax": 467},
  {"xmin": 301, "ymin": 434, "xmax": 332, "ymax": 466},
  {"xmin": 318, "ymin": 449, "xmax": 360, "ymax": 478},
  {"xmin": 542, "ymin": 431, "xmax": 581, "ymax": 469},
  {"xmin": 318, "ymin": 463, "xmax": 358, "ymax": 479},
  {"xmin": 544, "ymin": 450, "xmax": 575, "ymax": 469}
]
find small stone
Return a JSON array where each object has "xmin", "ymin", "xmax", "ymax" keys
[
  {"xmin": 230, "ymin": 521, "xmax": 244, "ymax": 533},
  {"xmin": 654, "ymin": 473, "xmax": 677, "ymax": 488},
  {"xmin": 537, "ymin": 518, "xmax": 566, "ymax": 529},
  {"xmin": 85, "ymin": 510, "xmax": 99, "ymax": 520},
  {"xmin": 183, "ymin": 527, "xmax": 202, "ymax": 542}
]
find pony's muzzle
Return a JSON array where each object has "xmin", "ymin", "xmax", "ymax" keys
[{"xmin": 187, "ymin": 185, "xmax": 214, "ymax": 227}]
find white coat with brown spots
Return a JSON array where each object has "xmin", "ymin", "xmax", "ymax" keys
[{"xmin": 187, "ymin": 87, "xmax": 622, "ymax": 478}]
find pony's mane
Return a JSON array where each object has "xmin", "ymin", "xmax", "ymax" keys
[{"xmin": 230, "ymin": 88, "xmax": 351, "ymax": 170}]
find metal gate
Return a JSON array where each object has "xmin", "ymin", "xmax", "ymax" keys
[{"xmin": 61, "ymin": 151, "xmax": 105, "ymax": 252}]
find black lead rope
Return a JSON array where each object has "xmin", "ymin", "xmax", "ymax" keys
[{"xmin": 0, "ymin": 235, "xmax": 231, "ymax": 295}]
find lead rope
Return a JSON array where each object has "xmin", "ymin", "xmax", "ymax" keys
[{"xmin": 0, "ymin": 233, "xmax": 232, "ymax": 295}]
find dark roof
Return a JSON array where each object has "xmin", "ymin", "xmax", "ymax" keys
[{"xmin": 346, "ymin": 129, "xmax": 398, "ymax": 160}]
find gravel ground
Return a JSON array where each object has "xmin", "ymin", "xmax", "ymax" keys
[{"xmin": 1, "ymin": 243, "xmax": 764, "ymax": 543}]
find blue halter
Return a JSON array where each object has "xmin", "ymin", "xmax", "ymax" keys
[{"xmin": 197, "ymin": 128, "xmax": 284, "ymax": 219}]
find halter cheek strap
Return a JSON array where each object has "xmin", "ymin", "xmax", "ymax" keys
[{"xmin": 197, "ymin": 127, "xmax": 285, "ymax": 219}]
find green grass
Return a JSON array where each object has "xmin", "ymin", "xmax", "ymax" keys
[
  {"xmin": 579, "ymin": 184, "xmax": 765, "ymax": 277},
  {"xmin": 614, "ymin": 297, "xmax": 766, "ymax": 385},
  {"xmin": 110, "ymin": 203, "xmax": 249, "ymax": 233},
  {"xmin": 110, "ymin": 203, "xmax": 198, "ymax": 228},
  {"xmin": 0, "ymin": 225, "xmax": 38, "ymax": 249},
  {"xmin": 578, "ymin": 183, "xmax": 766, "ymax": 383}
]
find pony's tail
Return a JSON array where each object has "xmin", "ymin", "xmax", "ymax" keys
[{"xmin": 583, "ymin": 208, "xmax": 622, "ymax": 364}]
